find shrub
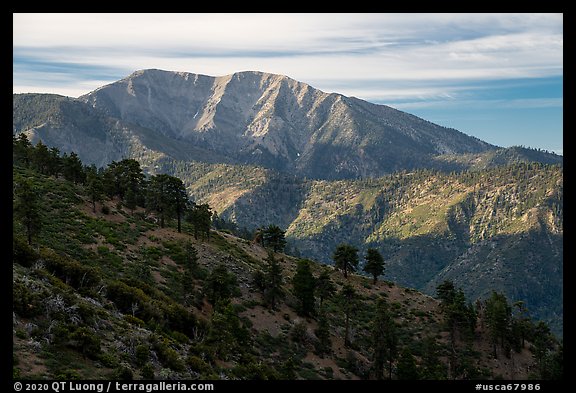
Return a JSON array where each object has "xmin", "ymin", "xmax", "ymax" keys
[
  {"xmin": 13, "ymin": 281, "xmax": 44, "ymax": 318},
  {"xmin": 141, "ymin": 363, "xmax": 155, "ymax": 380},
  {"xmin": 135, "ymin": 345, "xmax": 150, "ymax": 367},
  {"xmin": 13, "ymin": 236, "xmax": 38, "ymax": 267},
  {"xmin": 124, "ymin": 315, "xmax": 146, "ymax": 327},
  {"xmin": 290, "ymin": 321, "xmax": 308, "ymax": 346},
  {"xmin": 187, "ymin": 355, "xmax": 211, "ymax": 375},
  {"xmin": 170, "ymin": 331, "xmax": 189, "ymax": 345},
  {"xmin": 39, "ymin": 248, "xmax": 101, "ymax": 290},
  {"xmin": 55, "ymin": 369, "xmax": 82, "ymax": 380},
  {"xmin": 114, "ymin": 365, "xmax": 134, "ymax": 380},
  {"xmin": 69, "ymin": 327, "xmax": 101, "ymax": 359},
  {"xmin": 106, "ymin": 280, "xmax": 150, "ymax": 316},
  {"xmin": 98, "ymin": 352, "xmax": 119, "ymax": 368},
  {"xmin": 153, "ymin": 340, "xmax": 186, "ymax": 372},
  {"xmin": 50, "ymin": 322, "xmax": 72, "ymax": 344},
  {"xmin": 162, "ymin": 303, "xmax": 197, "ymax": 338}
]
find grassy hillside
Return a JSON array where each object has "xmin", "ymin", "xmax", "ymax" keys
[
  {"xmin": 12, "ymin": 164, "xmax": 560, "ymax": 380},
  {"xmin": 168, "ymin": 161, "xmax": 562, "ymax": 337}
]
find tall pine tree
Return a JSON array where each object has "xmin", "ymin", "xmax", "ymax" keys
[
  {"xmin": 14, "ymin": 177, "xmax": 42, "ymax": 245},
  {"xmin": 333, "ymin": 243, "xmax": 359, "ymax": 279},
  {"xmin": 363, "ymin": 248, "xmax": 385, "ymax": 284},
  {"xmin": 292, "ymin": 259, "xmax": 315, "ymax": 316}
]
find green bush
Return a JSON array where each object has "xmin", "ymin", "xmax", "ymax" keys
[
  {"xmin": 124, "ymin": 315, "xmax": 146, "ymax": 327},
  {"xmin": 114, "ymin": 365, "xmax": 134, "ymax": 380},
  {"xmin": 141, "ymin": 363, "xmax": 155, "ymax": 380},
  {"xmin": 290, "ymin": 321, "xmax": 308, "ymax": 345},
  {"xmin": 322, "ymin": 366, "xmax": 334, "ymax": 379},
  {"xmin": 162, "ymin": 303, "xmax": 198, "ymax": 338},
  {"xmin": 135, "ymin": 345, "xmax": 150, "ymax": 367},
  {"xmin": 13, "ymin": 281, "xmax": 44, "ymax": 318},
  {"xmin": 13, "ymin": 236, "xmax": 38, "ymax": 267},
  {"xmin": 170, "ymin": 331, "xmax": 189, "ymax": 344},
  {"xmin": 153, "ymin": 340, "xmax": 186, "ymax": 372},
  {"xmin": 69, "ymin": 327, "xmax": 101, "ymax": 359},
  {"xmin": 187, "ymin": 355, "xmax": 211, "ymax": 375},
  {"xmin": 55, "ymin": 369, "xmax": 82, "ymax": 380},
  {"xmin": 39, "ymin": 248, "xmax": 101, "ymax": 290},
  {"xmin": 98, "ymin": 352, "xmax": 119, "ymax": 368},
  {"xmin": 51, "ymin": 323, "xmax": 72, "ymax": 344},
  {"xmin": 106, "ymin": 280, "xmax": 150, "ymax": 316}
]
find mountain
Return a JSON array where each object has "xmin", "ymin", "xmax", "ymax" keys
[
  {"xmin": 12, "ymin": 92, "xmax": 234, "ymax": 171},
  {"xmin": 14, "ymin": 69, "xmax": 562, "ymax": 179},
  {"xmin": 78, "ymin": 69, "xmax": 498, "ymax": 178},
  {"xmin": 174, "ymin": 162, "xmax": 563, "ymax": 336},
  {"xmin": 13, "ymin": 162, "xmax": 562, "ymax": 380},
  {"xmin": 12, "ymin": 69, "xmax": 563, "ymax": 336}
]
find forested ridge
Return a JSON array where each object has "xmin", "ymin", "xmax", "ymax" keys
[
  {"xmin": 154, "ymin": 153, "xmax": 563, "ymax": 337},
  {"xmin": 13, "ymin": 135, "xmax": 562, "ymax": 380}
]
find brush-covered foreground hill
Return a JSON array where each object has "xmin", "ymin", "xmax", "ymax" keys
[{"xmin": 12, "ymin": 164, "xmax": 561, "ymax": 380}]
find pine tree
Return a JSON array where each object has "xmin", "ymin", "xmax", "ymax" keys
[
  {"xmin": 420, "ymin": 336, "xmax": 447, "ymax": 379},
  {"xmin": 314, "ymin": 311, "xmax": 332, "ymax": 356},
  {"xmin": 332, "ymin": 243, "xmax": 359, "ymax": 279},
  {"xmin": 31, "ymin": 140, "xmax": 51, "ymax": 175},
  {"xmin": 13, "ymin": 134, "xmax": 32, "ymax": 166},
  {"xmin": 363, "ymin": 248, "xmax": 385, "ymax": 284},
  {"xmin": 62, "ymin": 152, "xmax": 85, "ymax": 184},
  {"xmin": 261, "ymin": 225, "xmax": 287, "ymax": 252},
  {"xmin": 339, "ymin": 284, "xmax": 357, "ymax": 348},
  {"xmin": 292, "ymin": 259, "xmax": 315, "ymax": 316},
  {"xmin": 147, "ymin": 174, "xmax": 188, "ymax": 231},
  {"xmin": 206, "ymin": 301, "xmax": 249, "ymax": 360},
  {"xmin": 14, "ymin": 178, "xmax": 42, "ymax": 245},
  {"xmin": 396, "ymin": 348, "xmax": 420, "ymax": 380},
  {"xmin": 187, "ymin": 203, "xmax": 212, "ymax": 239},
  {"xmin": 85, "ymin": 169, "xmax": 104, "ymax": 213},
  {"xmin": 485, "ymin": 291, "xmax": 512, "ymax": 359},
  {"xmin": 263, "ymin": 251, "xmax": 284, "ymax": 309},
  {"xmin": 316, "ymin": 268, "xmax": 336, "ymax": 309},
  {"xmin": 371, "ymin": 297, "xmax": 398, "ymax": 379},
  {"xmin": 104, "ymin": 159, "xmax": 144, "ymax": 199},
  {"xmin": 203, "ymin": 265, "xmax": 238, "ymax": 307}
]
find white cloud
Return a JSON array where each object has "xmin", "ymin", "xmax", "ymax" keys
[
  {"xmin": 13, "ymin": 13, "xmax": 563, "ymax": 100},
  {"xmin": 392, "ymin": 97, "xmax": 563, "ymax": 110}
]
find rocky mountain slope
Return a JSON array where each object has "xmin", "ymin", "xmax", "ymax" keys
[
  {"xmin": 171, "ymin": 161, "xmax": 563, "ymax": 337},
  {"xmin": 17, "ymin": 69, "xmax": 503, "ymax": 179},
  {"xmin": 12, "ymin": 70, "xmax": 563, "ymax": 337},
  {"xmin": 13, "ymin": 163, "xmax": 561, "ymax": 380}
]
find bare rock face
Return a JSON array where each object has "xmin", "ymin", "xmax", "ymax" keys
[{"xmin": 78, "ymin": 69, "xmax": 496, "ymax": 178}]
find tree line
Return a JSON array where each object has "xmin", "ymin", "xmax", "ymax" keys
[{"xmin": 13, "ymin": 134, "xmax": 212, "ymax": 244}]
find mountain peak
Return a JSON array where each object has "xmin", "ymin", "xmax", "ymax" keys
[{"xmin": 76, "ymin": 68, "xmax": 497, "ymax": 179}]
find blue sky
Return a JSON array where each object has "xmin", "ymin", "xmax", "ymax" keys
[{"xmin": 13, "ymin": 13, "xmax": 563, "ymax": 154}]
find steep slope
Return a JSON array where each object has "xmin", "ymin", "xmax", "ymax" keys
[
  {"xmin": 14, "ymin": 70, "xmax": 562, "ymax": 180},
  {"xmin": 14, "ymin": 163, "xmax": 559, "ymax": 380},
  {"xmin": 77, "ymin": 69, "xmax": 497, "ymax": 178},
  {"xmin": 13, "ymin": 93, "xmax": 234, "ymax": 170},
  {"xmin": 12, "ymin": 70, "xmax": 563, "ymax": 337},
  {"xmin": 182, "ymin": 163, "xmax": 563, "ymax": 336}
]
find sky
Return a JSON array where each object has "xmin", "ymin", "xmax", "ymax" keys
[{"xmin": 13, "ymin": 13, "xmax": 563, "ymax": 155}]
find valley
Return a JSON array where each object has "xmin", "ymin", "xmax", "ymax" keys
[{"xmin": 12, "ymin": 69, "xmax": 563, "ymax": 380}]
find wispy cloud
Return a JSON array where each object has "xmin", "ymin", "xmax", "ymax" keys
[
  {"xmin": 12, "ymin": 13, "xmax": 563, "ymax": 153},
  {"xmin": 13, "ymin": 13, "xmax": 563, "ymax": 98}
]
